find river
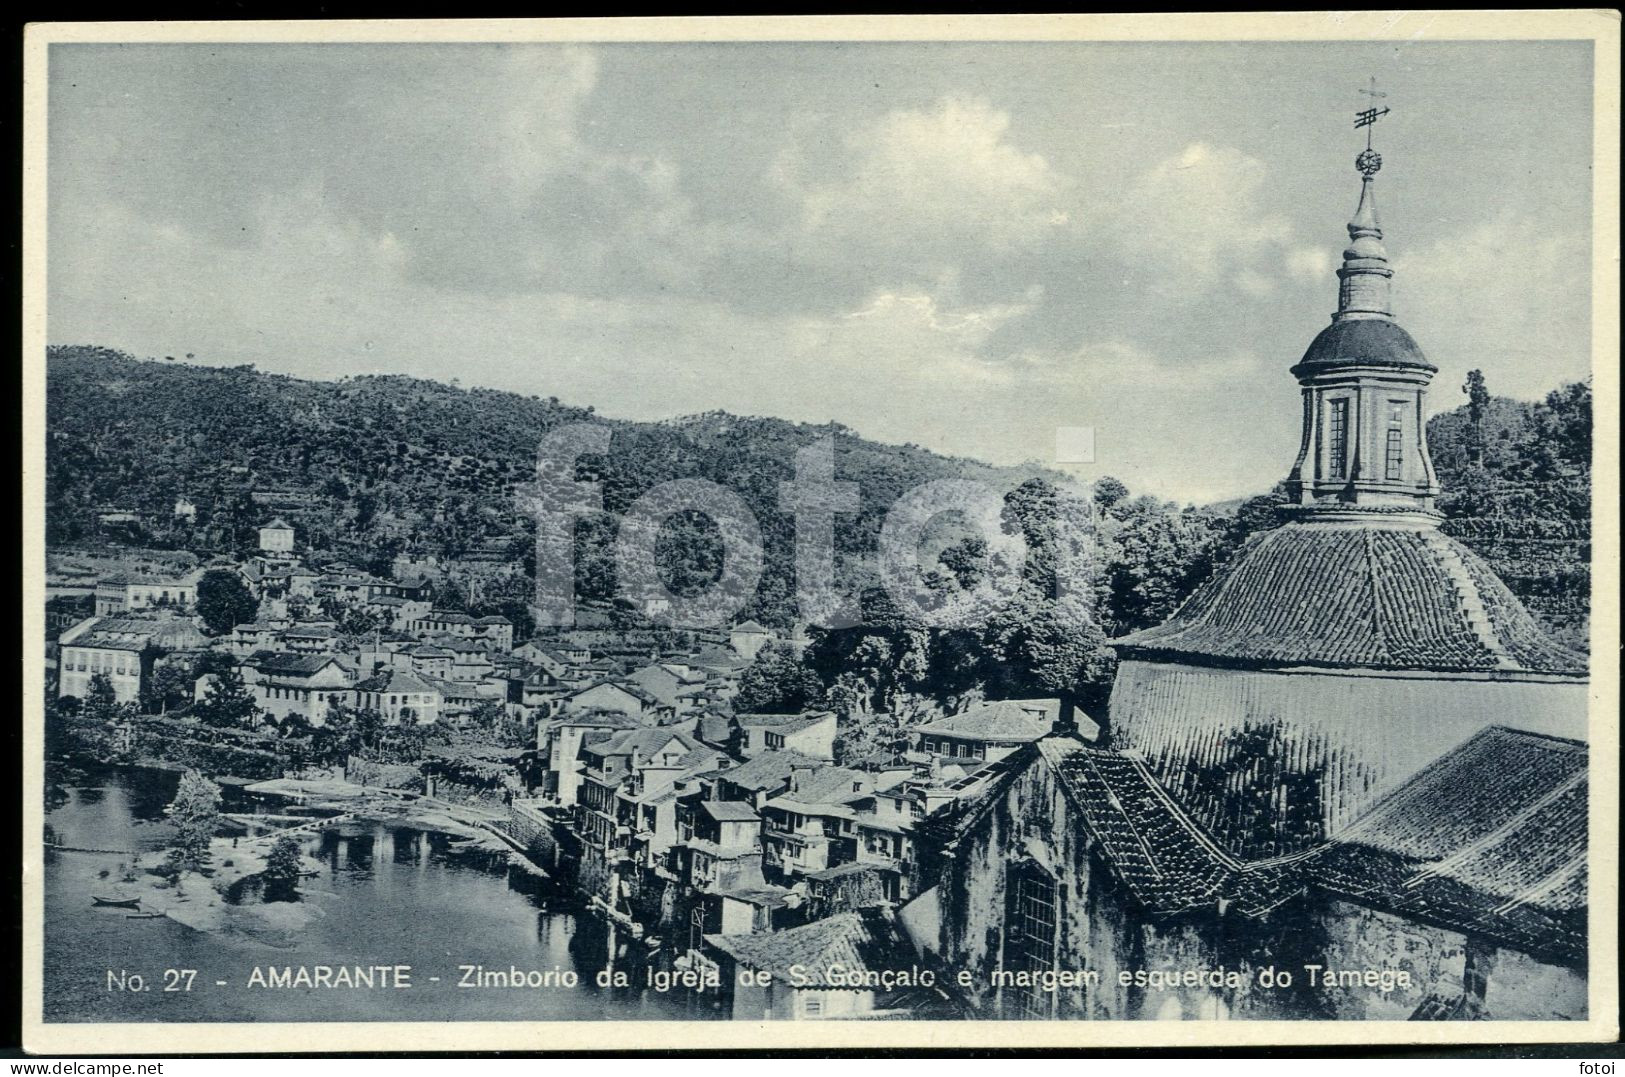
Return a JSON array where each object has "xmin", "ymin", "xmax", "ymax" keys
[{"xmin": 43, "ymin": 764, "xmax": 722, "ymax": 1023}]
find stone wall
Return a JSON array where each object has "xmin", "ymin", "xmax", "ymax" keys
[{"xmin": 904, "ymin": 748, "xmax": 1587, "ymax": 1021}]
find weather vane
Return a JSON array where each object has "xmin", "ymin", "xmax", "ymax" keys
[{"xmin": 1354, "ymin": 76, "xmax": 1389, "ymax": 176}]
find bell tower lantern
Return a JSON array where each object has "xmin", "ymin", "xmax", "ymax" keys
[{"xmin": 1284, "ymin": 116, "xmax": 1440, "ymax": 518}]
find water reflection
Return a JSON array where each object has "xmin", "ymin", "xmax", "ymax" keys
[{"xmin": 43, "ymin": 765, "xmax": 714, "ymax": 1024}]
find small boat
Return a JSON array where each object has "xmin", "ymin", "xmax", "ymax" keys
[
  {"xmin": 126, "ymin": 912, "xmax": 165, "ymax": 920},
  {"xmin": 92, "ymin": 895, "xmax": 141, "ymax": 909},
  {"xmin": 297, "ymin": 870, "xmax": 321, "ymax": 878}
]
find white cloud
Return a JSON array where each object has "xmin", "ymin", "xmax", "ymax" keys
[
  {"xmin": 1110, "ymin": 142, "xmax": 1296, "ymax": 295},
  {"xmin": 777, "ymin": 97, "xmax": 1074, "ymax": 269},
  {"xmin": 1286, "ymin": 245, "xmax": 1334, "ymax": 283},
  {"xmin": 1396, "ymin": 213, "xmax": 1589, "ymax": 400}
]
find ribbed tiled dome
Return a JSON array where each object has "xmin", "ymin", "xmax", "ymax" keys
[{"xmin": 1114, "ymin": 522, "xmax": 1586, "ymax": 676}]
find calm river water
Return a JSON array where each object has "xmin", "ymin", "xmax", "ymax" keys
[{"xmin": 43, "ymin": 765, "xmax": 719, "ymax": 1023}]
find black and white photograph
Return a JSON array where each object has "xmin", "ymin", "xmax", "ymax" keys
[{"xmin": 20, "ymin": 13, "xmax": 1619, "ymax": 1053}]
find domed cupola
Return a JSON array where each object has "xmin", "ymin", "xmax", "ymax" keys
[{"xmin": 1283, "ymin": 150, "xmax": 1441, "ymax": 517}]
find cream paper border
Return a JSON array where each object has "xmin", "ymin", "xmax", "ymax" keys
[{"xmin": 20, "ymin": 10, "xmax": 1621, "ymax": 1054}]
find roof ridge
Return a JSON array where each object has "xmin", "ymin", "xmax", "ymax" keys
[
  {"xmin": 1490, "ymin": 846, "xmax": 1587, "ymax": 916},
  {"xmin": 1420, "ymin": 529, "xmax": 1517, "ymax": 670},
  {"xmin": 1400, "ymin": 768, "xmax": 1586, "ymax": 892},
  {"xmin": 1363, "ymin": 528, "xmax": 1392, "ymax": 666},
  {"xmin": 1121, "ymin": 752, "xmax": 1251, "ymax": 874}
]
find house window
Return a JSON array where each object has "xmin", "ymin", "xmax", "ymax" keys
[
  {"xmin": 1327, "ymin": 398, "xmax": 1350, "ymax": 479},
  {"xmin": 1003, "ymin": 861, "xmax": 1060, "ymax": 1019},
  {"xmin": 1385, "ymin": 400, "xmax": 1406, "ymax": 481},
  {"xmin": 1385, "ymin": 429, "xmax": 1405, "ymax": 480}
]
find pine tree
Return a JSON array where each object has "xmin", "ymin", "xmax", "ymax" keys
[{"xmin": 164, "ymin": 769, "xmax": 222, "ymax": 872}]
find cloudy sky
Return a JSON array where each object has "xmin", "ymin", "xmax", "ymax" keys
[{"xmin": 47, "ymin": 39, "xmax": 1594, "ymax": 503}]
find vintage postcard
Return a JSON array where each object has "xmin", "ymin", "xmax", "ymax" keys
[{"xmin": 20, "ymin": 13, "xmax": 1620, "ymax": 1053}]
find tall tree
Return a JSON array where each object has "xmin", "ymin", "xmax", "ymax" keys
[
  {"xmin": 734, "ymin": 642, "xmax": 824, "ymax": 714},
  {"xmin": 195, "ymin": 667, "xmax": 261, "ymax": 729},
  {"xmin": 164, "ymin": 769, "xmax": 222, "ymax": 872},
  {"xmin": 1463, "ymin": 369, "xmax": 1490, "ymax": 466},
  {"xmin": 195, "ymin": 568, "xmax": 259, "ymax": 636}
]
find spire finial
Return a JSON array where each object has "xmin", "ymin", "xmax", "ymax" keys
[
  {"xmin": 1336, "ymin": 80, "xmax": 1393, "ymax": 320},
  {"xmin": 1354, "ymin": 77, "xmax": 1388, "ymax": 175}
]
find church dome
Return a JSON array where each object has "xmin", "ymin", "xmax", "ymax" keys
[
  {"xmin": 1115, "ymin": 522, "xmax": 1586, "ymax": 677},
  {"xmin": 1292, "ymin": 317, "xmax": 1435, "ymax": 374}
]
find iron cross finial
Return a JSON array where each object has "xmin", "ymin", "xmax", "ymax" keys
[{"xmin": 1354, "ymin": 77, "xmax": 1388, "ymax": 175}]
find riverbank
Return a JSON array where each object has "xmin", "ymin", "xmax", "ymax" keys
[{"xmin": 82, "ymin": 776, "xmax": 523, "ymax": 947}]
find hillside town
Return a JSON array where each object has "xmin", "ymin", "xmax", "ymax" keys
[
  {"xmin": 48, "ymin": 510, "xmax": 1087, "ymax": 1018},
  {"xmin": 39, "ymin": 118, "xmax": 1593, "ymax": 1026}
]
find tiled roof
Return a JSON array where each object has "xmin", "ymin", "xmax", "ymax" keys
[
  {"xmin": 720, "ymin": 749, "xmax": 828, "ymax": 791},
  {"xmin": 1114, "ymin": 522, "xmax": 1587, "ymax": 675},
  {"xmin": 705, "ymin": 912, "xmax": 896, "ymax": 986},
  {"xmin": 737, "ymin": 710, "xmax": 834, "ymax": 733},
  {"xmin": 355, "ymin": 669, "xmax": 438, "ymax": 696},
  {"xmin": 763, "ymin": 797, "xmax": 857, "ymax": 820},
  {"xmin": 696, "ymin": 715, "xmax": 735, "ymax": 746},
  {"xmin": 701, "ymin": 801, "xmax": 760, "ymax": 823},
  {"xmin": 713, "ymin": 885, "xmax": 791, "ymax": 908},
  {"xmin": 915, "ymin": 698, "xmax": 1060, "ymax": 742},
  {"xmin": 61, "ymin": 615, "xmax": 208, "ymax": 652},
  {"xmin": 810, "ymin": 860, "xmax": 900, "ymax": 881},
  {"xmin": 580, "ymin": 726, "xmax": 701, "ymax": 760},
  {"xmin": 1301, "ymin": 726, "xmax": 1587, "ymax": 964},
  {"xmin": 1038, "ymin": 738, "xmax": 1299, "ymax": 917},
  {"xmin": 258, "ymin": 653, "xmax": 350, "ymax": 677},
  {"xmin": 782, "ymin": 766, "xmax": 872, "ymax": 806},
  {"xmin": 550, "ymin": 710, "xmax": 641, "ymax": 730}
]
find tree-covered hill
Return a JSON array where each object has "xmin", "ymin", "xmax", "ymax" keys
[
  {"xmin": 45, "ymin": 347, "xmax": 1591, "ymax": 659},
  {"xmin": 1426, "ymin": 375, "xmax": 1592, "ymax": 651},
  {"xmin": 44, "ymin": 345, "xmax": 1060, "ymax": 627}
]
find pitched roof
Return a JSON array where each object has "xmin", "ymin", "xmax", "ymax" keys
[
  {"xmin": 60, "ymin": 615, "xmax": 208, "ymax": 652},
  {"xmin": 258, "ymin": 653, "xmax": 350, "ymax": 677},
  {"xmin": 1036, "ymin": 738, "xmax": 1299, "ymax": 917},
  {"xmin": 1115, "ymin": 522, "xmax": 1587, "ymax": 676},
  {"xmin": 915, "ymin": 698, "xmax": 1061, "ymax": 743},
  {"xmin": 355, "ymin": 669, "xmax": 438, "ymax": 696},
  {"xmin": 780, "ymin": 766, "xmax": 873, "ymax": 806},
  {"xmin": 548, "ymin": 710, "xmax": 641, "ymax": 731},
  {"xmin": 696, "ymin": 715, "xmax": 735, "ymax": 747},
  {"xmin": 701, "ymin": 801, "xmax": 761, "ymax": 823},
  {"xmin": 737, "ymin": 710, "xmax": 834, "ymax": 734},
  {"xmin": 1301, "ymin": 726, "xmax": 1587, "ymax": 964},
  {"xmin": 261, "ymin": 517, "xmax": 294, "ymax": 530},
  {"xmin": 580, "ymin": 726, "xmax": 701, "ymax": 760},
  {"xmin": 731, "ymin": 619, "xmax": 770, "ymax": 635},
  {"xmin": 720, "ymin": 749, "xmax": 828, "ymax": 791},
  {"xmin": 704, "ymin": 913, "xmax": 893, "ymax": 986}
]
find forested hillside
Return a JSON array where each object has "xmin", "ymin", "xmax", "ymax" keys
[
  {"xmin": 45, "ymin": 346, "xmax": 1059, "ymax": 628},
  {"xmin": 46, "ymin": 347, "xmax": 1592, "ymax": 712},
  {"xmin": 1426, "ymin": 374, "xmax": 1592, "ymax": 651}
]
